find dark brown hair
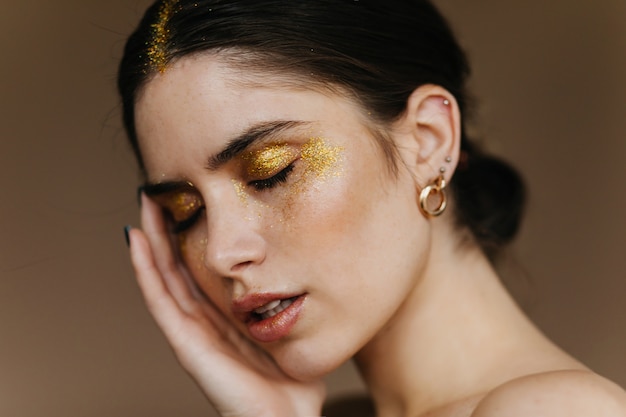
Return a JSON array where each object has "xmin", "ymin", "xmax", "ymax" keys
[{"xmin": 118, "ymin": 0, "xmax": 525, "ymax": 255}]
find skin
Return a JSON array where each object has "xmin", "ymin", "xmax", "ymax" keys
[{"xmin": 126, "ymin": 53, "xmax": 626, "ymax": 417}]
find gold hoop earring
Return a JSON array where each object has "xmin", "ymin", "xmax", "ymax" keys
[{"xmin": 419, "ymin": 174, "xmax": 447, "ymax": 218}]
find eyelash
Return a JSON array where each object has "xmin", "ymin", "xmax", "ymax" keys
[
  {"xmin": 171, "ymin": 207, "xmax": 205, "ymax": 234},
  {"xmin": 248, "ymin": 163, "xmax": 295, "ymax": 191}
]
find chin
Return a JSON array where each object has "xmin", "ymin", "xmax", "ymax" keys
[{"xmin": 268, "ymin": 339, "xmax": 352, "ymax": 382}]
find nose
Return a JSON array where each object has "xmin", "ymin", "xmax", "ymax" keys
[{"xmin": 201, "ymin": 193, "xmax": 267, "ymax": 277}]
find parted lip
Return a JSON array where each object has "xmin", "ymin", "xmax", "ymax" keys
[{"xmin": 232, "ymin": 292, "xmax": 305, "ymax": 323}]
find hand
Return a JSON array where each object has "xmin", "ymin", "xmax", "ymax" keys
[{"xmin": 127, "ymin": 194, "xmax": 326, "ymax": 417}]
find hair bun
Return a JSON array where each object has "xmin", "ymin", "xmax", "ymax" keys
[{"xmin": 451, "ymin": 151, "xmax": 526, "ymax": 254}]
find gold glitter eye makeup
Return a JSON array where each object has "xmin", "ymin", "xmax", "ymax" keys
[
  {"xmin": 301, "ymin": 137, "xmax": 344, "ymax": 179},
  {"xmin": 249, "ymin": 163, "xmax": 296, "ymax": 190},
  {"xmin": 169, "ymin": 193, "xmax": 202, "ymax": 221},
  {"xmin": 242, "ymin": 143, "xmax": 298, "ymax": 191},
  {"xmin": 240, "ymin": 137, "xmax": 344, "ymax": 193},
  {"xmin": 152, "ymin": 191, "xmax": 205, "ymax": 234},
  {"xmin": 243, "ymin": 143, "xmax": 297, "ymax": 178}
]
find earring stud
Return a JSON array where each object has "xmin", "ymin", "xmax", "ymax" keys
[{"xmin": 438, "ymin": 156, "xmax": 452, "ymax": 175}]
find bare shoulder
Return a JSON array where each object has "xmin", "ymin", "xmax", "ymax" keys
[{"xmin": 472, "ymin": 370, "xmax": 626, "ymax": 417}]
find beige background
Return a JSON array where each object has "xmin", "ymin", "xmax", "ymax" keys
[{"xmin": 1, "ymin": 1, "xmax": 624, "ymax": 416}]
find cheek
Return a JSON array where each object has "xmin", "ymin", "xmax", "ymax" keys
[
  {"xmin": 177, "ymin": 227, "xmax": 230, "ymax": 308},
  {"xmin": 284, "ymin": 146, "xmax": 427, "ymax": 307},
  {"xmin": 276, "ymin": 141, "xmax": 396, "ymax": 249},
  {"xmin": 177, "ymin": 210, "xmax": 206, "ymax": 266},
  {"xmin": 261, "ymin": 136, "xmax": 347, "ymax": 223},
  {"xmin": 283, "ymin": 176, "xmax": 355, "ymax": 237}
]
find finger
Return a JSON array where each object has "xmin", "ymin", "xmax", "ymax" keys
[
  {"xmin": 138, "ymin": 195, "xmax": 235, "ymax": 335},
  {"xmin": 139, "ymin": 192, "xmax": 179, "ymax": 274},
  {"xmin": 140, "ymin": 192, "xmax": 199, "ymax": 313},
  {"xmin": 127, "ymin": 227, "xmax": 189, "ymax": 339},
  {"xmin": 139, "ymin": 192, "xmax": 234, "ymax": 332}
]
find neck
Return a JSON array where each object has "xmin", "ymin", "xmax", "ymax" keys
[{"xmin": 353, "ymin": 226, "xmax": 582, "ymax": 417}]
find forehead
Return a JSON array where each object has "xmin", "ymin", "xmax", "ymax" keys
[
  {"xmin": 135, "ymin": 52, "xmax": 348, "ymax": 119},
  {"xmin": 133, "ymin": 54, "xmax": 370, "ymax": 180}
]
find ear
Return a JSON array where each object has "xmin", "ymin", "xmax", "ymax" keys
[{"xmin": 392, "ymin": 84, "xmax": 461, "ymax": 185}]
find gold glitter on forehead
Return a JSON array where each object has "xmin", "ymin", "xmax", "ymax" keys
[
  {"xmin": 301, "ymin": 137, "xmax": 344, "ymax": 179},
  {"xmin": 146, "ymin": 0, "xmax": 180, "ymax": 73},
  {"xmin": 242, "ymin": 144, "xmax": 297, "ymax": 177}
]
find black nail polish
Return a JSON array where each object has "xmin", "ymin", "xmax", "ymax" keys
[{"xmin": 124, "ymin": 225, "xmax": 132, "ymax": 247}]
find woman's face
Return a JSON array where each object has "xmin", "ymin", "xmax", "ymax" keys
[{"xmin": 135, "ymin": 54, "xmax": 432, "ymax": 380}]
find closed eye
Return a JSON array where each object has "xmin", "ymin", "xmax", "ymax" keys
[
  {"xmin": 172, "ymin": 207, "xmax": 206, "ymax": 234},
  {"xmin": 248, "ymin": 163, "xmax": 295, "ymax": 191}
]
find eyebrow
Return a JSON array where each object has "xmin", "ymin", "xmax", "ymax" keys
[
  {"xmin": 206, "ymin": 120, "xmax": 309, "ymax": 171},
  {"xmin": 141, "ymin": 120, "xmax": 309, "ymax": 195}
]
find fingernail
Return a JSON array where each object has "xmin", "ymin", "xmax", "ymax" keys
[{"xmin": 124, "ymin": 225, "xmax": 132, "ymax": 247}]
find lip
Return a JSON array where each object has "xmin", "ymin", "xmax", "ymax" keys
[{"xmin": 232, "ymin": 293, "xmax": 307, "ymax": 343}]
